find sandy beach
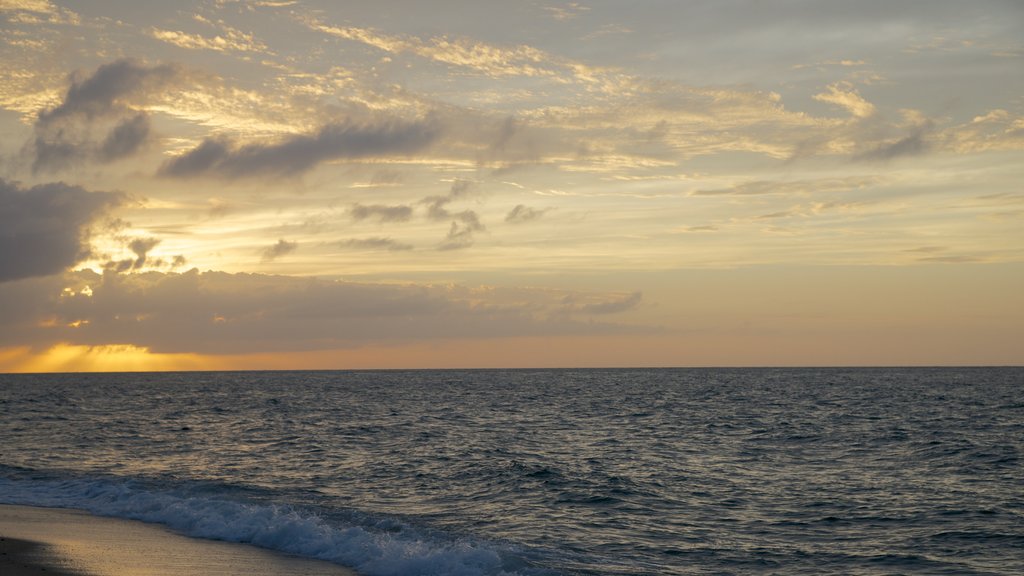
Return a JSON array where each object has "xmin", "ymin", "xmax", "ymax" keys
[{"xmin": 0, "ymin": 504, "xmax": 356, "ymax": 576}]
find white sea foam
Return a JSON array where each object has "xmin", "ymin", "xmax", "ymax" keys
[{"xmin": 0, "ymin": 476, "xmax": 534, "ymax": 576}]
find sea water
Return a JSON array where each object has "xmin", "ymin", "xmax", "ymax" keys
[{"xmin": 1, "ymin": 368, "xmax": 1021, "ymax": 575}]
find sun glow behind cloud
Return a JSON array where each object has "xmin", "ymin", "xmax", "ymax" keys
[{"xmin": 2, "ymin": 344, "xmax": 217, "ymax": 373}]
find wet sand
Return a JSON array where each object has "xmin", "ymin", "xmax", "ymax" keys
[{"xmin": 0, "ymin": 504, "xmax": 356, "ymax": 576}]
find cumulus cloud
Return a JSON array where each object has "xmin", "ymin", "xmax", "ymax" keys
[
  {"xmin": 159, "ymin": 118, "xmax": 440, "ymax": 179},
  {"xmin": 0, "ymin": 179, "xmax": 124, "ymax": 282},
  {"xmin": 350, "ymin": 203, "xmax": 414, "ymax": 222},
  {"xmin": 0, "ymin": 269, "xmax": 646, "ymax": 354},
  {"xmin": 30, "ymin": 59, "xmax": 183, "ymax": 172},
  {"xmin": 260, "ymin": 239, "xmax": 297, "ymax": 262},
  {"xmin": 37, "ymin": 59, "xmax": 182, "ymax": 125},
  {"xmin": 97, "ymin": 113, "xmax": 152, "ymax": 161},
  {"xmin": 813, "ymin": 82, "xmax": 876, "ymax": 119}
]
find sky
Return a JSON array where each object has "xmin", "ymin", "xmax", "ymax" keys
[{"xmin": 0, "ymin": 0, "xmax": 1022, "ymax": 372}]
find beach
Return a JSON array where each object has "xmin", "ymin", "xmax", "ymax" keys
[{"xmin": 0, "ymin": 504, "xmax": 355, "ymax": 576}]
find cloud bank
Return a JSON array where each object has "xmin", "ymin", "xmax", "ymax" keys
[{"xmin": 0, "ymin": 269, "xmax": 646, "ymax": 354}]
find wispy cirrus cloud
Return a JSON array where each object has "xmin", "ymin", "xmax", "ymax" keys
[
  {"xmin": 303, "ymin": 16, "xmax": 611, "ymax": 85},
  {"xmin": 150, "ymin": 27, "xmax": 268, "ymax": 54}
]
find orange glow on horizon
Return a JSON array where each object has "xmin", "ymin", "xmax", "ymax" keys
[{"xmin": 1, "ymin": 344, "xmax": 221, "ymax": 373}]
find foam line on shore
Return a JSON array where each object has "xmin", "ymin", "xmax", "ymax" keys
[
  {"xmin": 0, "ymin": 504, "xmax": 356, "ymax": 576},
  {"xmin": 0, "ymin": 476, "xmax": 544, "ymax": 576}
]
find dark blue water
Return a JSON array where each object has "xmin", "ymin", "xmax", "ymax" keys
[{"xmin": 1, "ymin": 368, "xmax": 1021, "ymax": 575}]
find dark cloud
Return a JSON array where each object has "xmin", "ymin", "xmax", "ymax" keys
[
  {"xmin": 30, "ymin": 59, "xmax": 182, "ymax": 173},
  {"xmin": 159, "ymin": 118, "xmax": 440, "ymax": 179},
  {"xmin": 103, "ymin": 236, "xmax": 165, "ymax": 273},
  {"xmin": 98, "ymin": 113, "xmax": 152, "ymax": 161},
  {"xmin": 0, "ymin": 179, "xmax": 124, "ymax": 283},
  {"xmin": 852, "ymin": 120, "xmax": 935, "ymax": 163},
  {"xmin": 438, "ymin": 221, "xmax": 477, "ymax": 251},
  {"xmin": 422, "ymin": 179, "xmax": 485, "ymax": 249},
  {"xmin": 0, "ymin": 270, "xmax": 646, "ymax": 354},
  {"xmin": 30, "ymin": 135, "xmax": 80, "ymax": 174},
  {"xmin": 350, "ymin": 203, "xmax": 414, "ymax": 222},
  {"xmin": 261, "ymin": 239, "xmax": 298, "ymax": 262},
  {"xmin": 505, "ymin": 204, "xmax": 548, "ymax": 223},
  {"xmin": 340, "ymin": 237, "xmax": 414, "ymax": 251},
  {"xmin": 129, "ymin": 237, "xmax": 161, "ymax": 268},
  {"xmin": 855, "ymin": 129, "xmax": 930, "ymax": 162},
  {"xmin": 38, "ymin": 59, "xmax": 182, "ymax": 125}
]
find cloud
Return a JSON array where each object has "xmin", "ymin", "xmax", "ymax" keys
[
  {"xmin": 422, "ymin": 179, "xmax": 485, "ymax": 249},
  {"xmin": 98, "ymin": 113, "xmax": 151, "ymax": 161},
  {"xmin": 37, "ymin": 59, "xmax": 182, "ymax": 125},
  {"xmin": 260, "ymin": 239, "xmax": 297, "ymax": 262},
  {"xmin": 854, "ymin": 122, "xmax": 932, "ymax": 162},
  {"xmin": 676, "ymin": 225, "xmax": 719, "ymax": 233},
  {"xmin": 350, "ymin": 203, "xmax": 414, "ymax": 223},
  {"xmin": 859, "ymin": 133, "xmax": 928, "ymax": 161},
  {"xmin": 103, "ymin": 236, "xmax": 162, "ymax": 273},
  {"xmin": 692, "ymin": 176, "xmax": 881, "ymax": 197},
  {"xmin": 0, "ymin": 179, "xmax": 124, "ymax": 283},
  {"xmin": 150, "ymin": 26, "xmax": 267, "ymax": 54},
  {"xmin": 424, "ymin": 180, "xmax": 483, "ymax": 224},
  {"xmin": 438, "ymin": 221, "xmax": 477, "ymax": 251},
  {"xmin": 159, "ymin": 118, "xmax": 440, "ymax": 179},
  {"xmin": 340, "ymin": 237, "xmax": 413, "ymax": 251},
  {"xmin": 812, "ymin": 82, "xmax": 876, "ymax": 119},
  {"xmin": 0, "ymin": 0, "xmax": 79, "ymax": 25},
  {"xmin": 307, "ymin": 20, "xmax": 557, "ymax": 79},
  {"xmin": 505, "ymin": 204, "xmax": 548, "ymax": 223},
  {"xmin": 0, "ymin": 269, "xmax": 646, "ymax": 354},
  {"xmin": 544, "ymin": 3, "xmax": 590, "ymax": 21},
  {"xmin": 29, "ymin": 59, "xmax": 183, "ymax": 172}
]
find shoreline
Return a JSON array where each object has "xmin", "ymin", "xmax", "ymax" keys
[{"xmin": 0, "ymin": 504, "xmax": 356, "ymax": 576}]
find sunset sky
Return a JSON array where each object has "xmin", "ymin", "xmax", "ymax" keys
[{"xmin": 1, "ymin": 0, "xmax": 1022, "ymax": 371}]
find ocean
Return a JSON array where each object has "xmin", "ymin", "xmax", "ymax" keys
[{"xmin": 1, "ymin": 368, "xmax": 1021, "ymax": 575}]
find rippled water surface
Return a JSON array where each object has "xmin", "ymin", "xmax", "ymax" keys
[{"xmin": 1, "ymin": 368, "xmax": 1022, "ymax": 575}]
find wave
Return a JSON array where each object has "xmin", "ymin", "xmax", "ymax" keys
[{"xmin": 0, "ymin": 473, "xmax": 550, "ymax": 576}]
